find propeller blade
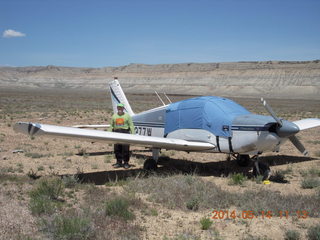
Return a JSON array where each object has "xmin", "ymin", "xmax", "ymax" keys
[
  {"xmin": 261, "ymin": 98, "xmax": 282, "ymax": 126},
  {"xmin": 289, "ymin": 136, "xmax": 308, "ymax": 156}
]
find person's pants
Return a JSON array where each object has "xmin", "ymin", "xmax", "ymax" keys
[
  {"xmin": 114, "ymin": 143, "xmax": 130, "ymax": 164},
  {"xmin": 113, "ymin": 129, "xmax": 130, "ymax": 164}
]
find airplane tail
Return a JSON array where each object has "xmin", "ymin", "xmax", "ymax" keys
[{"xmin": 109, "ymin": 78, "xmax": 134, "ymax": 116}]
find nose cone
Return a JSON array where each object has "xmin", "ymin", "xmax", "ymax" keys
[{"xmin": 277, "ymin": 120, "xmax": 300, "ymax": 138}]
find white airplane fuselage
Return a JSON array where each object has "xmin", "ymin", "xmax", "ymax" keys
[{"xmin": 132, "ymin": 105, "xmax": 283, "ymax": 155}]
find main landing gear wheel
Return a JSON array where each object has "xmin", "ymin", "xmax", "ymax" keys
[
  {"xmin": 253, "ymin": 161, "xmax": 271, "ymax": 180},
  {"xmin": 143, "ymin": 148, "xmax": 160, "ymax": 171},
  {"xmin": 143, "ymin": 158, "xmax": 157, "ymax": 170},
  {"xmin": 236, "ymin": 154, "xmax": 251, "ymax": 167}
]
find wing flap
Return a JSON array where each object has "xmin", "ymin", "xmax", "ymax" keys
[
  {"xmin": 293, "ymin": 118, "xmax": 320, "ymax": 131},
  {"xmin": 14, "ymin": 122, "xmax": 215, "ymax": 151}
]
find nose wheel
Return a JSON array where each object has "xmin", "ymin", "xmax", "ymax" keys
[
  {"xmin": 236, "ymin": 154, "xmax": 251, "ymax": 167},
  {"xmin": 233, "ymin": 154, "xmax": 271, "ymax": 181}
]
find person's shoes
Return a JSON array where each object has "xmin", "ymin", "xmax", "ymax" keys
[
  {"xmin": 123, "ymin": 163, "xmax": 130, "ymax": 169},
  {"xmin": 113, "ymin": 163, "xmax": 122, "ymax": 168}
]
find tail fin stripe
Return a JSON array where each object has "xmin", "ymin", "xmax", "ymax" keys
[
  {"xmin": 110, "ymin": 87, "xmax": 121, "ymax": 104},
  {"xmin": 110, "ymin": 84, "xmax": 130, "ymax": 113},
  {"xmin": 109, "ymin": 79, "xmax": 134, "ymax": 116}
]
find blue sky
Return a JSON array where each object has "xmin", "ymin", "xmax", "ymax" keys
[{"xmin": 1, "ymin": 0, "xmax": 319, "ymax": 67}]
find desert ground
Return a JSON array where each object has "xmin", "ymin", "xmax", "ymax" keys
[{"xmin": 0, "ymin": 88, "xmax": 319, "ymax": 240}]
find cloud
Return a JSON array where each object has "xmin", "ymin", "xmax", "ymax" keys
[{"xmin": 2, "ymin": 29, "xmax": 26, "ymax": 38}]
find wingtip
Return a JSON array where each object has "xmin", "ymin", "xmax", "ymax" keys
[{"xmin": 13, "ymin": 122, "xmax": 41, "ymax": 136}]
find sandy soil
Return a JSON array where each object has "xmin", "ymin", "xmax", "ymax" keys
[{"xmin": 0, "ymin": 89, "xmax": 319, "ymax": 239}]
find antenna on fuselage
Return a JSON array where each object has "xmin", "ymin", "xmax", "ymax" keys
[
  {"xmin": 154, "ymin": 91, "xmax": 166, "ymax": 106},
  {"xmin": 164, "ymin": 93, "xmax": 172, "ymax": 103}
]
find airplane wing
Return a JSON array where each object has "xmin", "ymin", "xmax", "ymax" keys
[
  {"xmin": 14, "ymin": 122, "xmax": 215, "ymax": 151},
  {"xmin": 72, "ymin": 124, "xmax": 110, "ymax": 128},
  {"xmin": 293, "ymin": 118, "xmax": 320, "ymax": 131}
]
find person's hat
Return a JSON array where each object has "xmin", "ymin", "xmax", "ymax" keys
[{"xmin": 117, "ymin": 103, "xmax": 125, "ymax": 108}]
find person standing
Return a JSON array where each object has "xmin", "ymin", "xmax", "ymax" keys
[{"xmin": 109, "ymin": 103, "xmax": 135, "ymax": 169}]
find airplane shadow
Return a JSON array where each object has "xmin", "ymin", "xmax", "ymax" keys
[
  {"xmin": 67, "ymin": 153, "xmax": 315, "ymax": 185},
  {"xmin": 76, "ymin": 149, "xmax": 151, "ymax": 157},
  {"xmin": 258, "ymin": 155, "xmax": 314, "ymax": 166}
]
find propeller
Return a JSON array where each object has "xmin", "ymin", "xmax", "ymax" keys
[
  {"xmin": 261, "ymin": 98, "xmax": 308, "ymax": 156},
  {"xmin": 289, "ymin": 136, "xmax": 308, "ymax": 156},
  {"xmin": 261, "ymin": 98, "xmax": 282, "ymax": 126}
]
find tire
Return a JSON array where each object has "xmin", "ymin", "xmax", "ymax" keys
[
  {"xmin": 236, "ymin": 154, "xmax": 251, "ymax": 167},
  {"xmin": 143, "ymin": 158, "xmax": 157, "ymax": 170}
]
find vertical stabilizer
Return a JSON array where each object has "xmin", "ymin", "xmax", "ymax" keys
[{"xmin": 109, "ymin": 78, "xmax": 134, "ymax": 116}]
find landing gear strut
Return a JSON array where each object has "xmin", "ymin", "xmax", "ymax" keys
[
  {"xmin": 234, "ymin": 154, "xmax": 271, "ymax": 180},
  {"xmin": 252, "ymin": 156, "xmax": 271, "ymax": 180}
]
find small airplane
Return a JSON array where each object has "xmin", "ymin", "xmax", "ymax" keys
[{"xmin": 14, "ymin": 79, "xmax": 320, "ymax": 177}]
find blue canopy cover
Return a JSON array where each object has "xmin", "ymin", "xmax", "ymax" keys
[{"xmin": 164, "ymin": 96, "xmax": 250, "ymax": 137}]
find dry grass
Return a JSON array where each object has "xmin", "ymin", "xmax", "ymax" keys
[
  {"xmin": 126, "ymin": 174, "xmax": 320, "ymax": 217},
  {"xmin": 126, "ymin": 174, "xmax": 236, "ymax": 210},
  {"xmin": 1, "ymin": 88, "xmax": 320, "ymax": 239}
]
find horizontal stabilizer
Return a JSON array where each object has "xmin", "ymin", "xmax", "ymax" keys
[
  {"xmin": 14, "ymin": 122, "xmax": 215, "ymax": 151},
  {"xmin": 293, "ymin": 118, "xmax": 320, "ymax": 131}
]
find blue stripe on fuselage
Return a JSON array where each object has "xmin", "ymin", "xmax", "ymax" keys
[
  {"xmin": 133, "ymin": 122, "xmax": 164, "ymax": 128},
  {"xmin": 231, "ymin": 126, "xmax": 269, "ymax": 131}
]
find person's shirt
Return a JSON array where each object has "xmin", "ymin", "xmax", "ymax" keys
[{"xmin": 109, "ymin": 112, "xmax": 135, "ymax": 134}]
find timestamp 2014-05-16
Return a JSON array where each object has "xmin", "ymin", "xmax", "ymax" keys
[{"xmin": 211, "ymin": 210, "xmax": 309, "ymax": 220}]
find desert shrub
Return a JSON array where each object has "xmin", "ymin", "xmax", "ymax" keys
[
  {"xmin": 62, "ymin": 175, "xmax": 80, "ymax": 188},
  {"xmin": 126, "ymin": 174, "xmax": 320, "ymax": 217},
  {"xmin": 43, "ymin": 212, "xmax": 93, "ymax": 240},
  {"xmin": 126, "ymin": 174, "xmax": 236, "ymax": 210},
  {"xmin": 186, "ymin": 197, "xmax": 199, "ymax": 211},
  {"xmin": 199, "ymin": 217, "xmax": 212, "ymax": 230},
  {"xmin": 91, "ymin": 209, "xmax": 142, "ymax": 240},
  {"xmin": 30, "ymin": 195, "xmax": 58, "ymax": 215},
  {"xmin": 149, "ymin": 208, "xmax": 158, "ymax": 216},
  {"xmin": 0, "ymin": 173, "xmax": 29, "ymax": 183},
  {"xmin": 30, "ymin": 177, "xmax": 64, "ymax": 200},
  {"xmin": 238, "ymin": 189, "xmax": 320, "ymax": 217},
  {"xmin": 229, "ymin": 173, "xmax": 247, "ymax": 185},
  {"xmin": 37, "ymin": 165, "xmax": 45, "ymax": 171},
  {"xmin": 285, "ymin": 230, "xmax": 300, "ymax": 240},
  {"xmin": 253, "ymin": 174, "xmax": 264, "ymax": 184},
  {"xmin": 272, "ymin": 171, "xmax": 286, "ymax": 182},
  {"xmin": 27, "ymin": 169, "xmax": 41, "ymax": 180},
  {"xmin": 301, "ymin": 178, "xmax": 320, "ymax": 189},
  {"xmin": 105, "ymin": 196, "xmax": 135, "ymax": 221},
  {"xmin": 105, "ymin": 179, "xmax": 129, "ymax": 187},
  {"xmin": 307, "ymin": 224, "xmax": 320, "ymax": 240},
  {"xmin": 25, "ymin": 152, "xmax": 44, "ymax": 158},
  {"xmin": 29, "ymin": 177, "xmax": 64, "ymax": 215},
  {"xmin": 77, "ymin": 148, "xmax": 87, "ymax": 156},
  {"xmin": 308, "ymin": 169, "xmax": 320, "ymax": 177}
]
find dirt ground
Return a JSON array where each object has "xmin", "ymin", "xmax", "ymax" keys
[{"xmin": 0, "ymin": 89, "xmax": 319, "ymax": 239}]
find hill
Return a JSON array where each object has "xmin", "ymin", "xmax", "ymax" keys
[{"xmin": 1, "ymin": 60, "xmax": 320, "ymax": 99}]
